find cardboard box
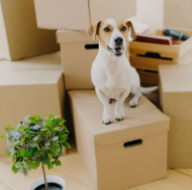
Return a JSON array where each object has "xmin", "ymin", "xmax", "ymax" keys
[
  {"xmin": 34, "ymin": 0, "xmax": 136, "ymax": 30},
  {"xmin": 0, "ymin": 52, "xmax": 62, "ymax": 71},
  {"xmin": 0, "ymin": 70, "xmax": 64, "ymax": 156},
  {"xmin": 68, "ymin": 90, "xmax": 169, "ymax": 190},
  {"xmin": 57, "ymin": 30, "xmax": 97, "ymax": 90},
  {"xmin": 130, "ymin": 28, "xmax": 192, "ymax": 85},
  {"xmin": 0, "ymin": 0, "xmax": 59, "ymax": 61},
  {"xmin": 164, "ymin": 0, "xmax": 192, "ymax": 29},
  {"xmin": 159, "ymin": 64, "xmax": 192, "ymax": 168}
]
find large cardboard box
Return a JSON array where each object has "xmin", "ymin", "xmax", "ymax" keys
[
  {"xmin": 57, "ymin": 30, "xmax": 97, "ymax": 90},
  {"xmin": 68, "ymin": 90, "xmax": 169, "ymax": 190},
  {"xmin": 34, "ymin": 0, "xmax": 136, "ymax": 30},
  {"xmin": 0, "ymin": 52, "xmax": 62, "ymax": 71},
  {"xmin": 159, "ymin": 64, "xmax": 192, "ymax": 168},
  {"xmin": 130, "ymin": 28, "xmax": 192, "ymax": 86},
  {"xmin": 0, "ymin": 70, "xmax": 64, "ymax": 156},
  {"xmin": 164, "ymin": 0, "xmax": 192, "ymax": 29},
  {"xmin": 0, "ymin": 0, "xmax": 59, "ymax": 61}
]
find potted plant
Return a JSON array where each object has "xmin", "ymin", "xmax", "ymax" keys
[{"xmin": 0, "ymin": 114, "xmax": 71, "ymax": 190}]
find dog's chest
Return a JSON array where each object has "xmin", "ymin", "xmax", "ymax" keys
[{"xmin": 95, "ymin": 64, "xmax": 131, "ymax": 99}]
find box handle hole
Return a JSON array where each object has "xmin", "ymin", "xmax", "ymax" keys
[
  {"xmin": 85, "ymin": 44, "xmax": 99, "ymax": 49},
  {"xmin": 137, "ymin": 52, "xmax": 172, "ymax": 60},
  {"xmin": 124, "ymin": 139, "xmax": 143, "ymax": 148}
]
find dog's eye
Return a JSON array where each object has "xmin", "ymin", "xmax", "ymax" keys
[
  {"xmin": 121, "ymin": 26, "xmax": 127, "ymax": 31},
  {"xmin": 104, "ymin": 27, "xmax": 110, "ymax": 32}
]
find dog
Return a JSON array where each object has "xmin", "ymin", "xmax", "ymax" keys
[{"xmin": 87, "ymin": 19, "xmax": 157, "ymax": 125}]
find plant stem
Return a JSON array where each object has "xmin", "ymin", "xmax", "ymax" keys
[{"xmin": 42, "ymin": 163, "xmax": 49, "ymax": 190}]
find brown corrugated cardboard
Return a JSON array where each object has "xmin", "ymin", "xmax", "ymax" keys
[
  {"xmin": 68, "ymin": 90, "xmax": 169, "ymax": 190},
  {"xmin": 0, "ymin": 52, "xmax": 62, "ymax": 71},
  {"xmin": 164, "ymin": 0, "xmax": 192, "ymax": 29},
  {"xmin": 0, "ymin": 0, "xmax": 59, "ymax": 61},
  {"xmin": 0, "ymin": 70, "xmax": 64, "ymax": 156},
  {"xmin": 34, "ymin": 0, "xmax": 136, "ymax": 30},
  {"xmin": 57, "ymin": 30, "xmax": 97, "ymax": 90},
  {"xmin": 159, "ymin": 64, "xmax": 192, "ymax": 168}
]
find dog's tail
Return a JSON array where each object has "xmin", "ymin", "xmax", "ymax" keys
[{"xmin": 140, "ymin": 86, "xmax": 158, "ymax": 94}]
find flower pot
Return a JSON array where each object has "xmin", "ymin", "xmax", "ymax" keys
[{"xmin": 29, "ymin": 175, "xmax": 65, "ymax": 190}]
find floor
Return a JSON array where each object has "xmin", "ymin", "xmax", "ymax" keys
[{"xmin": 0, "ymin": 149, "xmax": 192, "ymax": 190}]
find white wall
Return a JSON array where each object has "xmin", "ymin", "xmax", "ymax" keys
[
  {"xmin": 136, "ymin": 0, "xmax": 164, "ymax": 29},
  {"xmin": 0, "ymin": 1, "xmax": 10, "ymax": 60}
]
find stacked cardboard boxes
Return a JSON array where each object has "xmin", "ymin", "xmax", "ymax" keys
[
  {"xmin": 0, "ymin": 0, "xmax": 59, "ymax": 61},
  {"xmin": 159, "ymin": 64, "xmax": 192, "ymax": 168}
]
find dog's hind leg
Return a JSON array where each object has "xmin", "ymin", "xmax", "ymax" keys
[{"xmin": 129, "ymin": 87, "xmax": 142, "ymax": 108}]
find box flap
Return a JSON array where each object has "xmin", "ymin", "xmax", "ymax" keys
[
  {"xmin": 57, "ymin": 30, "xmax": 98, "ymax": 44},
  {"xmin": 68, "ymin": 90, "xmax": 170, "ymax": 146},
  {"xmin": 0, "ymin": 70, "xmax": 63, "ymax": 86},
  {"xmin": 159, "ymin": 65, "xmax": 192, "ymax": 93}
]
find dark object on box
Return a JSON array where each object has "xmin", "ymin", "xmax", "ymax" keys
[{"xmin": 163, "ymin": 29, "xmax": 189, "ymax": 41}]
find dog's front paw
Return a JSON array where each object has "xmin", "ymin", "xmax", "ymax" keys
[
  {"xmin": 129, "ymin": 99, "xmax": 138, "ymax": 108},
  {"xmin": 115, "ymin": 110, "xmax": 124, "ymax": 122},
  {"xmin": 102, "ymin": 113, "xmax": 112, "ymax": 125}
]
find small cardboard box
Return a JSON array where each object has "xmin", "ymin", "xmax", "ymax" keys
[
  {"xmin": 0, "ymin": 70, "xmax": 64, "ymax": 156},
  {"xmin": 68, "ymin": 90, "xmax": 169, "ymax": 190},
  {"xmin": 130, "ymin": 28, "xmax": 192, "ymax": 85},
  {"xmin": 159, "ymin": 64, "xmax": 192, "ymax": 168},
  {"xmin": 34, "ymin": 0, "xmax": 136, "ymax": 30},
  {"xmin": 0, "ymin": 0, "xmax": 59, "ymax": 61},
  {"xmin": 57, "ymin": 30, "xmax": 98, "ymax": 90}
]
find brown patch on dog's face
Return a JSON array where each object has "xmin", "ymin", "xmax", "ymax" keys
[{"xmin": 87, "ymin": 19, "xmax": 136, "ymax": 56}]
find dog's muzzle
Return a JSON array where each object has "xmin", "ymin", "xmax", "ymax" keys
[{"xmin": 107, "ymin": 46, "xmax": 124, "ymax": 57}]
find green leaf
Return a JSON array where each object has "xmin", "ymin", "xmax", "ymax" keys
[
  {"xmin": 45, "ymin": 142, "xmax": 51, "ymax": 146},
  {"xmin": 12, "ymin": 164, "xmax": 18, "ymax": 173},
  {"xmin": 15, "ymin": 162, "xmax": 22, "ymax": 169},
  {"xmin": 50, "ymin": 145, "xmax": 60, "ymax": 152},
  {"xmin": 33, "ymin": 136, "xmax": 38, "ymax": 141},
  {"xmin": 52, "ymin": 118, "xmax": 64, "ymax": 125},
  {"xmin": 6, "ymin": 152, "xmax": 11, "ymax": 157},
  {"xmin": 55, "ymin": 160, "xmax": 62, "ymax": 166},
  {"xmin": 21, "ymin": 150, "xmax": 29, "ymax": 158},
  {"xmin": 29, "ymin": 148, "xmax": 37, "ymax": 158},
  {"xmin": 0, "ymin": 134, "xmax": 7, "ymax": 139},
  {"xmin": 63, "ymin": 141, "xmax": 71, "ymax": 149},
  {"xmin": 48, "ymin": 162, "xmax": 54, "ymax": 170},
  {"xmin": 14, "ymin": 141, "xmax": 20, "ymax": 146},
  {"xmin": 28, "ymin": 161, "xmax": 40, "ymax": 169},
  {"xmin": 49, "ymin": 113, "xmax": 55, "ymax": 119},
  {"xmin": 25, "ymin": 133, "xmax": 33, "ymax": 138},
  {"xmin": 24, "ymin": 163, "xmax": 29, "ymax": 169},
  {"xmin": 52, "ymin": 136, "xmax": 58, "ymax": 141},
  {"xmin": 32, "ymin": 115, "xmax": 41, "ymax": 119},
  {"xmin": 29, "ymin": 125, "xmax": 42, "ymax": 130},
  {"xmin": 19, "ymin": 126, "xmax": 25, "ymax": 130}
]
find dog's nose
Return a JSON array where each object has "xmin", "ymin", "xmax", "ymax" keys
[{"xmin": 115, "ymin": 37, "xmax": 123, "ymax": 45}]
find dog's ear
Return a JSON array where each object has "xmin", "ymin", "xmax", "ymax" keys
[
  {"xmin": 86, "ymin": 21, "xmax": 101, "ymax": 41},
  {"xmin": 125, "ymin": 21, "xmax": 136, "ymax": 40}
]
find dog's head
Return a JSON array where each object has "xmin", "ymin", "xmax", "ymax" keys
[{"xmin": 87, "ymin": 19, "xmax": 136, "ymax": 57}]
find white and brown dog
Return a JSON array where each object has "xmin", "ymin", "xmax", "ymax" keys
[{"xmin": 87, "ymin": 19, "xmax": 157, "ymax": 125}]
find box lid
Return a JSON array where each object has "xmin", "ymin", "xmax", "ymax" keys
[
  {"xmin": 0, "ymin": 52, "xmax": 62, "ymax": 70},
  {"xmin": 0, "ymin": 70, "xmax": 63, "ymax": 86},
  {"xmin": 159, "ymin": 65, "xmax": 192, "ymax": 93},
  {"xmin": 68, "ymin": 90, "xmax": 169, "ymax": 146},
  {"xmin": 56, "ymin": 30, "xmax": 97, "ymax": 44}
]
